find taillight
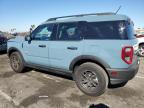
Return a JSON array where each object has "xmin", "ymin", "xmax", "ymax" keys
[{"xmin": 121, "ymin": 46, "xmax": 134, "ymax": 64}]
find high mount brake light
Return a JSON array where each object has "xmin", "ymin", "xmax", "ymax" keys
[{"xmin": 121, "ymin": 46, "xmax": 134, "ymax": 64}]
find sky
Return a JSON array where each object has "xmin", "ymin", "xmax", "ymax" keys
[{"xmin": 0, "ymin": 0, "xmax": 144, "ymax": 32}]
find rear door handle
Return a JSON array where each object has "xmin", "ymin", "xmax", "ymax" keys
[
  {"xmin": 67, "ymin": 47, "xmax": 78, "ymax": 50},
  {"xmin": 39, "ymin": 45, "xmax": 46, "ymax": 48}
]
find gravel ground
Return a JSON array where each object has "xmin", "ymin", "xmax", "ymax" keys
[{"xmin": 0, "ymin": 53, "xmax": 144, "ymax": 108}]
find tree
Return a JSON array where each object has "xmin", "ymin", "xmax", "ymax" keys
[
  {"xmin": 11, "ymin": 28, "xmax": 16, "ymax": 32},
  {"xmin": 31, "ymin": 25, "xmax": 35, "ymax": 31}
]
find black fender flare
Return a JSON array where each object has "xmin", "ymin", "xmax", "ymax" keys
[
  {"xmin": 8, "ymin": 47, "xmax": 22, "ymax": 57},
  {"xmin": 69, "ymin": 55, "xmax": 111, "ymax": 71},
  {"xmin": 8, "ymin": 47, "xmax": 26, "ymax": 64}
]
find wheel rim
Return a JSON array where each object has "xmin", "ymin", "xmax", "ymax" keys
[
  {"xmin": 80, "ymin": 70, "xmax": 99, "ymax": 91},
  {"xmin": 11, "ymin": 54, "xmax": 20, "ymax": 70},
  {"xmin": 139, "ymin": 46, "xmax": 144, "ymax": 56}
]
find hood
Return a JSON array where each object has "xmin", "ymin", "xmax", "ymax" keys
[{"xmin": 8, "ymin": 36, "xmax": 25, "ymax": 42}]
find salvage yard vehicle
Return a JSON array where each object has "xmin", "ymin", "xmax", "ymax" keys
[
  {"xmin": 136, "ymin": 34, "xmax": 144, "ymax": 57},
  {"xmin": 7, "ymin": 13, "xmax": 139, "ymax": 96},
  {"xmin": 0, "ymin": 32, "xmax": 7, "ymax": 52}
]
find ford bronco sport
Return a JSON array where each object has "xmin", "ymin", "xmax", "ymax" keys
[{"xmin": 7, "ymin": 13, "xmax": 139, "ymax": 96}]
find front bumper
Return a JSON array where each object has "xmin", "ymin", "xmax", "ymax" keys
[{"xmin": 106, "ymin": 59, "xmax": 140, "ymax": 85}]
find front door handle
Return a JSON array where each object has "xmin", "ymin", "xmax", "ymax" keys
[
  {"xmin": 67, "ymin": 47, "xmax": 78, "ymax": 50},
  {"xmin": 39, "ymin": 45, "xmax": 46, "ymax": 48}
]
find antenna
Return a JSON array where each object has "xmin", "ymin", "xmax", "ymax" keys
[{"xmin": 115, "ymin": 6, "xmax": 122, "ymax": 14}]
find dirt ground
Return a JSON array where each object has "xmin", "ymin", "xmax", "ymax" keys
[{"xmin": 0, "ymin": 53, "xmax": 144, "ymax": 108}]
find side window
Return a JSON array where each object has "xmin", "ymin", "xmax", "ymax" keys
[
  {"xmin": 82, "ymin": 21, "xmax": 127, "ymax": 39},
  {"xmin": 31, "ymin": 24, "xmax": 53, "ymax": 41},
  {"xmin": 57, "ymin": 22, "xmax": 81, "ymax": 40}
]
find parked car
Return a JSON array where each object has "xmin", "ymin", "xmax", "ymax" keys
[
  {"xmin": 7, "ymin": 13, "xmax": 139, "ymax": 96},
  {"xmin": 0, "ymin": 32, "xmax": 7, "ymax": 52},
  {"xmin": 136, "ymin": 34, "xmax": 144, "ymax": 57}
]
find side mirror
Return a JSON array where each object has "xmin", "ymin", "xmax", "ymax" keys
[
  {"xmin": 30, "ymin": 28, "xmax": 33, "ymax": 35},
  {"xmin": 25, "ymin": 36, "xmax": 31, "ymax": 43}
]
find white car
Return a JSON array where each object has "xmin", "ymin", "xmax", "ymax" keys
[{"xmin": 136, "ymin": 34, "xmax": 144, "ymax": 57}]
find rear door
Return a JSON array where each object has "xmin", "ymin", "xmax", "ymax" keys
[{"xmin": 48, "ymin": 22, "xmax": 84, "ymax": 70}]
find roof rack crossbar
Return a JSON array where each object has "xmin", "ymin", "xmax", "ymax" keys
[{"xmin": 47, "ymin": 12, "xmax": 115, "ymax": 21}]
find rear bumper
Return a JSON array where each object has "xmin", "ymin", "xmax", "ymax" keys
[{"xmin": 106, "ymin": 59, "xmax": 140, "ymax": 85}]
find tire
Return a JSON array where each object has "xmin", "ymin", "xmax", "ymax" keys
[
  {"xmin": 10, "ymin": 52, "xmax": 26, "ymax": 73},
  {"xmin": 74, "ymin": 62, "xmax": 108, "ymax": 96},
  {"xmin": 138, "ymin": 44, "xmax": 144, "ymax": 57}
]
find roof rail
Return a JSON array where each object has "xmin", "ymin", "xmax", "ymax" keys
[{"xmin": 46, "ymin": 12, "xmax": 115, "ymax": 21}]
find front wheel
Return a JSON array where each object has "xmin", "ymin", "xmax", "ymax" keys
[
  {"xmin": 74, "ymin": 62, "xmax": 108, "ymax": 96},
  {"xmin": 10, "ymin": 52, "xmax": 26, "ymax": 73}
]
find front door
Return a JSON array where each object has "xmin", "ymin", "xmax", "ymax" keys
[{"xmin": 23, "ymin": 24, "xmax": 53, "ymax": 66}]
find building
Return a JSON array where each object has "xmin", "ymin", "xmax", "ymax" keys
[{"xmin": 135, "ymin": 28, "xmax": 144, "ymax": 35}]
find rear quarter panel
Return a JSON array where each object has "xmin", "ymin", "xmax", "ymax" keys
[{"xmin": 83, "ymin": 39, "xmax": 138, "ymax": 69}]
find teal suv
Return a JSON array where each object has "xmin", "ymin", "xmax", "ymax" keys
[{"xmin": 7, "ymin": 13, "xmax": 139, "ymax": 96}]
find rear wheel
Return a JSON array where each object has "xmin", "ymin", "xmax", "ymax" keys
[
  {"xmin": 10, "ymin": 52, "xmax": 26, "ymax": 73},
  {"xmin": 74, "ymin": 62, "xmax": 108, "ymax": 96},
  {"xmin": 138, "ymin": 44, "xmax": 144, "ymax": 57}
]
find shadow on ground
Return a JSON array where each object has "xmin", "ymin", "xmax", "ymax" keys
[
  {"xmin": 0, "ymin": 71, "xmax": 16, "ymax": 78},
  {"xmin": 89, "ymin": 103, "xmax": 109, "ymax": 108}
]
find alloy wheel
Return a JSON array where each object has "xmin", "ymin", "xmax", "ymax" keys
[
  {"xmin": 80, "ymin": 70, "xmax": 99, "ymax": 91},
  {"xmin": 11, "ymin": 54, "xmax": 20, "ymax": 70}
]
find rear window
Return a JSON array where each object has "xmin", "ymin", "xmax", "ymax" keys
[{"xmin": 80, "ymin": 21, "xmax": 135, "ymax": 40}]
